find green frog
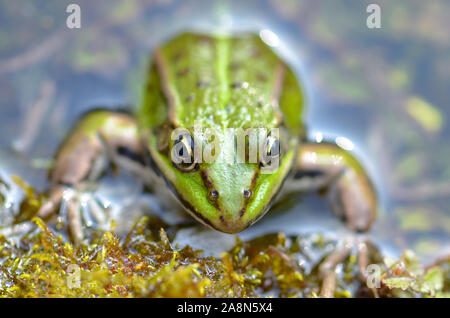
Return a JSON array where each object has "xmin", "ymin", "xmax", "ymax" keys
[{"xmin": 38, "ymin": 33, "xmax": 377, "ymax": 297}]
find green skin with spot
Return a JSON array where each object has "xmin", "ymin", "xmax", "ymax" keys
[{"xmin": 49, "ymin": 33, "xmax": 377, "ymax": 235}]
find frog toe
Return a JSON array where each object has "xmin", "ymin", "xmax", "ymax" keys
[
  {"xmin": 318, "ymin": 237, "xmax": 381, "ymax": 298},
  {"xmin": 39, "ymin": 186, "xmax": 111, "ymax": 244}
]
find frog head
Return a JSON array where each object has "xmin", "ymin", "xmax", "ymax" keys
[{"xmin": 147, "ymin": 128, "xmax": 296, "ymax": 233}]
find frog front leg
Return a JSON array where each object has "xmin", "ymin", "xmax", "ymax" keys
[
  {"xmin": 37, "ymin": 110, "xmax": 146, "ymax": 244},
  {"xmin": 290, "ymin": 141, "xmax": 377, "ymax": 297}
]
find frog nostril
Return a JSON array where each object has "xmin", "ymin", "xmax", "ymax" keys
[
  {"xmin": 243, "ymin": 189, "xmax": 252, "ymax": 199},
  {"xmin": 210, "ymin": 190, "xmax": 219, "ymax": 199}
]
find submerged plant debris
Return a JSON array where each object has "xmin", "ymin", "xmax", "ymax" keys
[{"xmin": 0, "ymin": 176, "xmax": 448, "ymax": 298}]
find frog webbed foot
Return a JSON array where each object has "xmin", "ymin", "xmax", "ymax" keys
[
  {"xmin": 318, "ymin": 237, "xmax": 380, "ymax": 298},
  {"xmin": 37, "ymin": 184, "xmax": 111, "ymax": 244},
  {"xmin": 36, "ymin": 110, "xmax": 144, "ymax": 244}
]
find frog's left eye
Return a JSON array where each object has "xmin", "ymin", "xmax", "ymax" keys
[
  {"xmin": 171, "ymin": 131, "xmax": 198, "ymax": 172},
  {"xmin": 260, "ymin": 132, "xmax": 281, "ymax": 168}
]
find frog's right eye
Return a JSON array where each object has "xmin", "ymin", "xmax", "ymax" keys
[
  {"xmin": 259, "ymin": 132, "xmax": 281, "ymax": 168},
  {"xmin": 171, "ymin": 131, "xmax": 198, "ymax": 172}
]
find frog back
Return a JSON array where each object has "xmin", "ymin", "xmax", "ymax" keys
[{"xmin": 140, "ymin": 33, "xmax": 305, "ymax": 136}]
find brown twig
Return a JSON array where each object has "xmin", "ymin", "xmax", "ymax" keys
[
  {"xmin": 0, "ymin": 31, "xmax": 68, "ymax": 74},
  {"xmin": 12, "ymin": 80, "xmax": 55, "ymax": 153}
]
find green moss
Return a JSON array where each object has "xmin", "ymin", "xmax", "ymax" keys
[
  {"xmin": 1, "ymin": 176, "xmax": 448, "ymax": 298},
  {"xmin": 0, "ymin": 218, "xmax": 310, "ymax": 297},
  {"xmin": 381, "ymin": 250, "xmax": 449, "ymax": 297}
]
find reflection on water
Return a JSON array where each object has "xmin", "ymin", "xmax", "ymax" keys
[{"xmin": 0, "ymin": 0, "xmax": 449, "ymax": 260}]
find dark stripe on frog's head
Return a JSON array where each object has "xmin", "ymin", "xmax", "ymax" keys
[
  {"xmin": 239, "ymin": 170, "xmax": 260, "ymax": 218},
  {"xmin": 145, "ymin": 147, "xmax": 216, "ymax": 229},
  {"xmin": 153, "ymin": 49, "xmax": 178, "ymax": 127},
  {"xmin": 200, "ymin": 169, "xmax": 222, "ymax": 214},
  {"xmin": 199, "ymin": 166, "xmax": 259, "ymax": 223}
]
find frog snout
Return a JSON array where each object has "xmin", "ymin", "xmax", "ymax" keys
[
  {"xmin": 200, "ymin": 162, "xmax": 259, "ymax": 233},
  {"xmin": 210, "ymin": 213, "xmax": 251, "ymax": 234}
]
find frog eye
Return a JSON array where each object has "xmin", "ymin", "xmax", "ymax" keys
[
  {"xmin": 260, "ymin": 132, "xmax": 281, "ymax": 168},
  {"xmin": 171, "ymin": 131, "xmax": 198, "ymax": 172}
]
